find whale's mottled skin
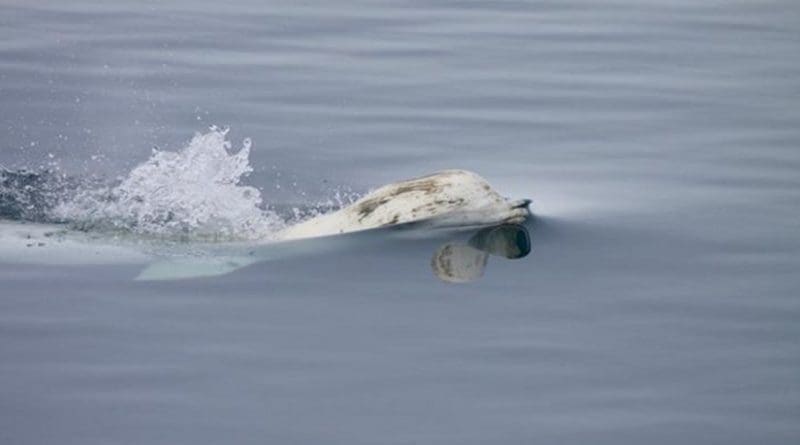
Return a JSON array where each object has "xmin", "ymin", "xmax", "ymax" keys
[{"xmin": 277, "ymin": 170, "xmax": 530, "ymax": 240}]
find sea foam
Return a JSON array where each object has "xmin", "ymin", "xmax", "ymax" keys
[{"xmin": 54, "ymin": 127, "xmax": 284, "ymax": 240}]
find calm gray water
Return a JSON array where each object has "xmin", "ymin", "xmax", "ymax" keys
[{"xmin": 1, "ymin": 1, "xmax": 799, "ymax": 444}]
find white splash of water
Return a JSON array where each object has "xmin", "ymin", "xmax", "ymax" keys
[{"xmin": 55, "ymin": 127, "xmax": 283, "ymax": 240}]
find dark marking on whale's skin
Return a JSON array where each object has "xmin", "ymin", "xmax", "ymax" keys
[
  {"xmin": 356, "ymin": 197, "xmax": 389, "ymax": 221},
  {"xmin": 355, "ymin": 177, "xmax": 447, "ymax": 222},
  {"xmin": 390, "ymin": 179, "xmax": 440, "ymax": 196},
  {"xmin": 356, "ymin": 173, "xmax": 473, "ymax": 224}
]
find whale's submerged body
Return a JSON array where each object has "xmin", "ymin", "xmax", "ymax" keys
[
  {"xmin": 277, "ymin": 170, "xmax": 530, "ymax": 240},
  {"xmin": 0, "ymin": 169, "xmax": 531, "ymax": 279}
]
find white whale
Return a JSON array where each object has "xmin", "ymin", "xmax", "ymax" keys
[
  {"xmin": 0, "ymin": 169, "xmax": 531, "ymax": 279},
  {"xmin": 277, "ymin": 170, "xmax": 530, "ymax": 240}
]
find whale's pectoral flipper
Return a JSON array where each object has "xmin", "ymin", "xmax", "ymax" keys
[
  {"xmin": 135, "ymin": 256, "xmax": 260, "ymax": 281},
  {"xmin": 133, "ymin": 230, "xmax": 363, "ymax": 281}
]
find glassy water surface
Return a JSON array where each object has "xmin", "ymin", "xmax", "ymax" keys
[{"xmin": 1, "ymin": 1, "xmax": 799, "ymax": 444}]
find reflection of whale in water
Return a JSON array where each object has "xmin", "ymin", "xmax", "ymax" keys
[
  {"xmin": 431, "ymin": 224, "xmax": 531, "ymax": 283},
  {"xmin": 277, "ymin": 170, "xmax": 530, "ymax": 240}
]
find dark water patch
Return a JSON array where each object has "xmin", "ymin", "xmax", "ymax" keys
[{"xmin": 0, "ymin": 168, "xmax": 76, "ymax": 222}]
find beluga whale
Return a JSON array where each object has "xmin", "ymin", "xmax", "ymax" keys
[
  {"xmin": 0, "ymin": 167, "xmax": 532, "ymax": 280},
  {"xmin": 277, "ymin": 169, "xmax": 531, "ymax": 240}
]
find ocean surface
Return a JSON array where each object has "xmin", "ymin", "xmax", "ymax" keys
[{"xmin": 1, "ymin": 1, "xmax": 799, "ymax": 444}]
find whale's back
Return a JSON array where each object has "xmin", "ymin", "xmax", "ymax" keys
[{"xmin": 277, "ymin": 170, "xmax": 528, "ymax": 240}]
